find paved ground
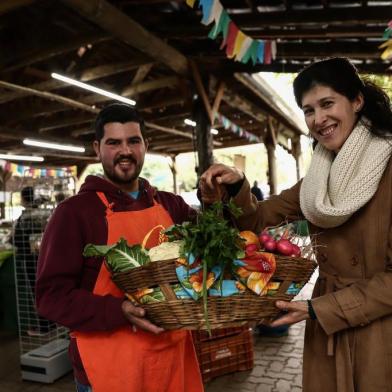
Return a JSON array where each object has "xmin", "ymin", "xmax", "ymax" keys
[
  {"xmin": 1, "ymin": 274, "xmax": 316, "ymax": 391},
  {"xmin": 205, "ymin": 322, "xmax": 305, "ymax": 392},
  {"xmin": 1, "ymin": 322, "xmax": 305, "ymax": 392}
]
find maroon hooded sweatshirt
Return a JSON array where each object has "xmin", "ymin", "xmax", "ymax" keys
[{"xmin": 36, "ymin": 175, "xmax": 196, "ymax": 384}]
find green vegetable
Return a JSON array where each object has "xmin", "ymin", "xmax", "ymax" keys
[
  {"xmin": 165, "ymin": 201, "xmax": 245, "ymax": 332},
  {"xmin": 83, "ymin": 237, "xmax": 150, "ymax": 272}
]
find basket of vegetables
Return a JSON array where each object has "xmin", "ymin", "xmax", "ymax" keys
[{"xmin": 83, "ymin": 203, "xmax": 317, "ymax": 330}]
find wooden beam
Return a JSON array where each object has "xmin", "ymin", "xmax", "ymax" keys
[
  {"xmin": 39, "ymin": 115, "xmax": 94, "ymax": 133},
  {"xmin": 0, "ymin": 0, "xmax": 35, "ymax": 15},
  {"xmin": 0, "ymin": 80, "xmax": 98, "ymax": 114},
  {"xmin": 165, "ymin": 25, "xmax": 385, "ymax": 40},
  {"xmin": 70, "ymin": 128, "xmax": 93, "ymax": 137},
  {"xmin": 211, "ymin": 81, "xmax": 225, "ymax": 125},
  {"xmin": 232, "ymin": 6, "xmax": 392, "ymax": 27},
  {"xmin": 216, "ymin": 60, "xmax": 392, "ymax": 75},
  {"xmin": 0, "ymin": 33, "xmax": 110, "ymax": 73},
  {"xmin": 189, "ymin": 60, "xmax": 213, "ymax": 124},
  {"xmin": 61, "ymin": 0, "xmax": 188, "ymax": 75},
  {"xmin": 121, "ymin": 76, "xmax": 180, "ymax": 97},
  {"xmin": 234, "ymin": 73, "xmax": 303, "ymax": 136},
  {"xmin": 129, "ymin": 64, "xmax": 153, "ymax": 86},
  {"xmin": 145, "ymin": 122, "xmax": 193, "ymax": 140},
  {"xmin": 0, "ymin": 127, "xmax": 92, "ymax": 150},
  {"xmin": 21, "ymin": 150, "xmax": 98, "ymax": 162},
  {"xmin": 79, "ymin": 59, "xmax": 153, "ymax": 82},
  {"xmin": 0, "ymin": 59, "xmax": 152, "ymax": 104},
  {"xmin": 220, "ymin": 87, "xmax": 266, "ymax": 124}
]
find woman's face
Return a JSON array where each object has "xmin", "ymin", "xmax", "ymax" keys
[{"xmin": 301, "ymin": 84, "xmax": 363, "ymax": 153}]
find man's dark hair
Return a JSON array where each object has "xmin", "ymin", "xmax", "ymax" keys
[
  {"xmin": 94, "ymin": 103, "xmax": 146, "ymax": 142},
  {"xmin": 21, "ymin": 186, "xmax": 34, "ymax": 204}
]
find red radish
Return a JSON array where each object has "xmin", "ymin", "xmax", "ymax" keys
[
  {"xmin": 259, "ymin": 231, "xmax": 273, "ymax": 245},
  {"xmin": 276, "ymin": 239, "xmax": 294, "ymax": 256},
  {"xmin": 245, "ymin": 243, "xmax": 258, "ymax": 256},
  {"xmin": 263, "ymin": 239, "xmax": 277, "ymax": 252},
  {"xmin": 291, "ymin": 244, "xmax": 301, "ymax": 257}
]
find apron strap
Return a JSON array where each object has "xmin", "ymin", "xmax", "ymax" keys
[{"xmin": 96, "ymin": 192, "xmax": 114, "ymax": 214}]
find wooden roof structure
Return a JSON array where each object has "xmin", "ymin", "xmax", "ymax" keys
[{"xmin": 0, "ymin": 0, "xmax": 390, "ymax": 172}]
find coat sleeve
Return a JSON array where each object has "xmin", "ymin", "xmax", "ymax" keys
[
  {"xmin": 36, "ymin": 202, "xmax": 129, "ymax": 332},
  {"xmin": 231, "ymin": 177, "xmax": 304, "ymax": 233},
  {"xmin": 312, "ymin": 260, "xmax": 392, "ymax": 336}
]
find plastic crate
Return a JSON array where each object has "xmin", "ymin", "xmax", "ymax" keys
[
  {"xmin": 192, "ymin": 325, "xmax": 248, "ymax": 343},
  {"xmin": 193, "ymin": 328, "xmax": 254, "ymax": 383}
]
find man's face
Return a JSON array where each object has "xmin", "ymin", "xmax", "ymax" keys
[{"xmin": 93, "ymin": 121, "xmax": 148, "ymax": 191}]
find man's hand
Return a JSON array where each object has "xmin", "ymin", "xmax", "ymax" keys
[
  {"xmin": 199, "ymin": 164, "xmax": 244, "ymax": 204},
  {"xmin": 269, "ymin": 300, "xmax": 309, "ymax": 327},
  {"xmin": 121, "ymin": 300, "xmax": 164, "ymax": 334}
]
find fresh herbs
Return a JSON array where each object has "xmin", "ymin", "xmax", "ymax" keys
[
  {"xmin": 165, "ymin": 201, "xmax": 245, "ymax": 332},
  {"xmin": 165, "ymin": 201, "xmax": 245, "ymax": 269}
]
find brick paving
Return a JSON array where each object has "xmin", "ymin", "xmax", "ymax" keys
[{"xmin": 205, "ymin": 321, "xmax": 305, "ymax": 392}]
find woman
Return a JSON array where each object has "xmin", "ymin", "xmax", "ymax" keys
[{"xmin": 200, "ymin": 57, "xmax": 392, "ymax": 392}]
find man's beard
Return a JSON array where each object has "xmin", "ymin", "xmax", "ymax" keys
[{"xmin": 103, "ymin": 156, "xmax": 143, "ymax": 186}]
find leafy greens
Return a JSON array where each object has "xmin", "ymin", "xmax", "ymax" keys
[{"xmin": 83, "ymin": 238, "xmax": 150, "ymax": 272}]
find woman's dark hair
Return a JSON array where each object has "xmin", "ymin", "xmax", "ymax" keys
[
  {"xmin": 94, "ymin": 103, "xmax": 146, "ymax": 142},
  {"xmin": 293, "ymin": 57, "xmax": 392, "ymax": 137}
]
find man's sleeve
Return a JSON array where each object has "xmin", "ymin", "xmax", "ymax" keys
[{"xmin": 36, "ymin": 203, "xmax": 128, "ymax": 332}]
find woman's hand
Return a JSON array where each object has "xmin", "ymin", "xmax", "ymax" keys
[
  {"xmin": 199, "ymin": 164, "xmax": 244, "ymax": 204},
  {"xmin": 269, "ymin": 300, "xmax": 310, "ymax": 327}
]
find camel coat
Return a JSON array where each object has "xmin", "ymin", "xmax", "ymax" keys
[{"xmin": 233, "ymin": 157, "xmax": 392, "ymax": 392}]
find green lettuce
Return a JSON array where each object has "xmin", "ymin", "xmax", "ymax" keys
[{"xmin": 83, "ymin": 237, "xmax": 150, "ymax": 272}]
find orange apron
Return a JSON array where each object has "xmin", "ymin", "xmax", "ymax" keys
[{"xmin": 73, "ymin": 192, "xmax": 203, "ymax": 392}]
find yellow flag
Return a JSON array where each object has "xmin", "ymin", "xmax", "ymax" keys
[
  {"xmin": 232, "ymin": 31, "xmax": 247, "ymax": 59},
  {"xmin": 186, "ymin": 0, "xmax": 196, "ymax": 7}
]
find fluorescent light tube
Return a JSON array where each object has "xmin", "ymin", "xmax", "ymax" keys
[
  {"xmin": 184, "ymin": 119, "xmax": 196, "ymax": 126},
  {"xmin": 0, "ymin": 153, "xmax": 44, "ymax": 162},
  {"xmin": 23, "ymin": 138, "xmax": 85, "ymax": 153},
  {"xmin": 51, "ymin": 73, "xmax": 136, "ymax": 106}
]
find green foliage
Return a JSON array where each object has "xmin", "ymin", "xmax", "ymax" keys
[
  {"xmin": 363, "ymin": 74, "xmax": 392, "ymax": 100},
  {"xmin": 83, "ymin": 238, "xmax": 150, "ymax": 272},
  {"xmin": 165, "ymin": 201, "xmax": 245, "ymax": 333},
  {"xmin": 165, "ymin": 201, "xmax": 245, "ymax": 270}
]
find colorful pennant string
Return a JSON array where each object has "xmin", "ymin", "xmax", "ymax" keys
[
  {"xmin": 2, "ymin": 161, "xmax": 77, "ymax": 178},
  {"xmin": 380, "ymin": 20, "xmax": 392, "ymax": 62},
  {"xmin": 187, "ymin": 0, "xmax": 277, "ymax": 65},
  {"xmin": 215, "ymin": 113, "xmax": 260, "ymax": 143}
]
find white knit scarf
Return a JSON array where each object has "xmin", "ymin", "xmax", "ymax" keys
[{"xmin": 300, "ymin": 120, "xmax": 392, "ymax": 228}]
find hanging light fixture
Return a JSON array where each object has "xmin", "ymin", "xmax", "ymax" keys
[
  {"xmin": 23, "ymin": 138, "xmax": 85, "ymax": 153},
  {"xmin": 0, "ymin": 153, "xmax": 44, "ymax": 162},
  {"xmin": 51, "ymin": 73, "xmax": 136, "ymax": 106}
]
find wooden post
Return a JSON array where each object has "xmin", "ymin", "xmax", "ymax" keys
[
  {"xmin": 292, "ymin": 139, "xmax": 302, "ymax": 181},
  {"xmin": 265, "ymin": 118, "xmax": 278, "ymax": 195},
  {"xmin": 169, "ymin": 155, "xmax": 177, "ymax": 195},
  {"xmin": 194, "ymin": 98, "xmax": 213, "ymax": 178},
  {"xmin": 265, "ymin": 142, "xmax": 277, "ymax": 195}
]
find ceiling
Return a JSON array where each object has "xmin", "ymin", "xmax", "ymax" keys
[{"xmin": 0, "ymin": 0, "xmax": 390, "ymax": 170}]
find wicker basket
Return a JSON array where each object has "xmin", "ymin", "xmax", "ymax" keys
[{"xmin": 111, "ymin": 256, "xmax": 317, "ymax": 330}]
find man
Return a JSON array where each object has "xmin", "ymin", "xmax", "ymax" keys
[
  {"xmin": 13, "ymin": 187, "xmax": 54, "ymax": 336},
  {"xmin": 250, "ymin": 181, "xmax": 264, "ymax": 201},
  {"xmin": 36, "ymin": 104, "xmax": 203, "ymax": 392}
]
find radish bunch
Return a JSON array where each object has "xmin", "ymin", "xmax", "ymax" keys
[{"xmin": 258, "ymin": 230, "xmax": 301, "ymax": 257}]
